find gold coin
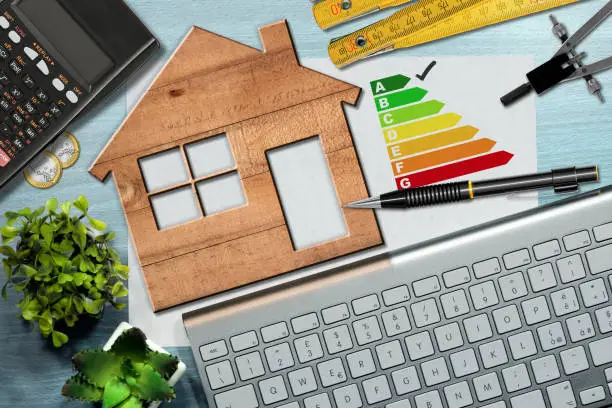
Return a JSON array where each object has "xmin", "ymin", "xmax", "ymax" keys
[
  {"xmin": 24, "ymin": 151, "xmax": 63, "ymax": 189},
  {"xmin": 50, "ymin": 131, "xmax": 80, "ymax": 168}
]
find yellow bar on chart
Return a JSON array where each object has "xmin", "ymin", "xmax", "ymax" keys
[
  {"xmin": 384, "ymin": 113, "xmax": 462, "ymax": 144},
  {"xmin": 387, "ymin": 126, "xmax": 479, "ymax": 160}
]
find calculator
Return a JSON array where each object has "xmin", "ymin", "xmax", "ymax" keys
[{"xmin": 0, "ymin": 0, "xmax": 158, "ymax": 190}]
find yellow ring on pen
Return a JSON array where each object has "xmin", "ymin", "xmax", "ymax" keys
[{"xmin": 468, "ymin": 181, "xmax": 474, "ymax": 199}]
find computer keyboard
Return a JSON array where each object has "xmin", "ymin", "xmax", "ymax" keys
[{"xmin": 184, "ymin": 186, "xmax": 612, "ymax": 408}]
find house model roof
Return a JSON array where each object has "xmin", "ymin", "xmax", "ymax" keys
[{"xmin": 90, "ymin": 21, "xmax": 359, "ymax": 179}]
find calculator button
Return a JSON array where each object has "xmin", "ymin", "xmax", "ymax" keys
[
  {"xmin": 36, "ymin": 60, "xmax": 49, "ymax": 76},
  {"xmin": 9, "ymin": 86, "xmax": 23, "ymax": 100},
  {"xmin": 23, "ymin": 46, "xmax": 38, "ymax": 60},
  {"xmin": 49, "ymin": 103, "xmax": 61, "ymax": 117},
  {"xmin": 10, "ymin": 112, "xmax": 23, "ymax": 126},
  {"xmin": 9, "ymin": 60, "xmax": 22, "ymax": 75},
  {"xmin": 0, "ymin": 45, "xmax": 9, "ymax": 60},
  {"xmin": 0, "ymin": 147, "xmax": 10, "ymax": 167},
  {"xmin": 35, "ymin": 89, "xmax": 48, "ymax": 103},
  {"xmin": 52, "ymin": 78, "xmax": 65, "ymax": 91},
  {"xmin": 8, "ymin": 31, "xmax": 20, "ymax": 44},
  {"xmin": 66, "ymin": 90, "xmax": 78, "ymax": 104},
  {"xmin": 24, "ymin": 127, "xmax": 36, "ymax": 140},
  {"xmin": 0, "ymin": 71, "xmax": 9, "ymax": 85},
  {"xmin": 0, "ymin": 122, "xmax": 11, "ymax": 135},
  {"xmin": 37, "ymin": 116, "xmax": 49, "ymax": 129},
  {"xmin": 0, "ymin": 17, "xmax": 9, "ymax": 30},
  {"xmin": 24, "ymin": 101, "xmax": 36, "ymax": 115},
  {"xmin": 22, "ymin": 75, "xmax": 35, "ymax": 89},
  {"xmin": 12, "ymin": 136, "xmax": 24, "ymax": 150},
  {"xmin": 0, "ymin": 97, "xmax": 11, "ymax": 111}
]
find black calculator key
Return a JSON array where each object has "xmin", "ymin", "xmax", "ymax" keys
[
  {"xmin": 10, "ymin": 86, "xmax": 23, "ymax": 100},
  {"xmin": 0, "ymin": 71, "xmax": 9, "ymax": 86},
  {"xmin": 49, "ymin": 103, "xmax": 61, "ymax": 118},
  {"xmin": 24, "ymin": 127, "xmax": 36, "ymax": 139},
  {"xmin": 9, "ymin": 60, "xmax": 22, "ymax": 75},
  {"xmin": 37, "ymin": 116, "xmax": 49, "ymax": 129},
  {"xmin": 12, "ymin": 137, "xmax": 24, "ymax": 151},
  {"xmin": 0, "ymin": 122, "xmax": 11, "ymax": 136},
  {"xmin": 23, "ymin": 101, "xmax": 36, "ymax": 115},
  {"xmin": 0, "ymin": 97, "xmax": 11, "ymax": 111},
  {"xmin": 10, "ymin": 112, "xmax": 23, "ymax": 126},
  {"xmin": 35, "ymin": 89, "xmax": 48, "ymax": 103},
  {"xmin": 5, "ymin": 118, "xmax": 17, "ymax": 131},
  {"xmin": 22, "ymin": 75, "xmax": 35, "ymax": 89},
  {"xmin": 0, "ymin": 45, "xmax": 9, "ymax": 60}
]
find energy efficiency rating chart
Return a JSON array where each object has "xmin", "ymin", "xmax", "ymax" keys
[{"xmin": 371, "ymin": 74, "xmax": 514, "ymax": 189}]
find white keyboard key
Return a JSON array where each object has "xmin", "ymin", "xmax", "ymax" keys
[
  {"xmin": 560, "ymin": 345, "xmax": 589, "ymax": 375},
  {"xmin": 346, "ymin": 349, "xmax": 376, "ymax": 378},
  {"xmin": 259, "ymin": 376, "xmax": 288, "ymax": 404},
  {"xmin": 538, "ymin": 322, "xmax": 566, "ymax": 351},
  {"xmin": 482, "ymin": 403, "xmax": 506, "ymax": 408},
  {"xmin": 206, "ymin": 360, "xmax": 235, "ymax": 390},
  {"xmin": 531, "ymin": 355, "xmax": 560, "ymax": 383},
  {"xmin": 52, "ymin": 77, "xmax": 64, "ymax": 91},
  {"xmin": 387, "ymin": 399, "xmax": 412, "ymax": 408},
  {"xmin": 235, "ymin": 352, "xmax": 265, "ymax": 381},
  {"xmin": 527, "ymin": 263, "xmax": 557, "ymax": 292},
  {"xmin": 469, "ymin": 281, "xmax": 499, "ymax": 310},
  {"xmin": 557, "ymin": 255, "xmax": 587, "ymax": 284},
  {"xmin": 563, "ymin": 230, "xmax": 592, "ymax": 251},
  {"xmin": 322, "ymin": 304, "xmax": 350, "ymax": 324},
  {"xmin": 586, "ymin": 244, "xmax": 612, "ymax": 274},
  {"xmin": 546, "ymin": 381, "xmax": 576, "ymax": 408},
  {"xmin": 492, "ymin": 305, "xmax": 522, "ymax": 334},
  {"xmin": 498, "ymin": 272, "xmax": 528, "ymax": 301},
  {"xmin": 214, "ymin": 385, "xmax": 257, "ymax": 408},
  {"xmin": 261, "ymin": 322, "xmax": 289, "ymax": 343},
  {"xmin": 288, "ymin": 367, "xmax": 317, "ymax": 396},
  {"xmin": 606, "ymin": 367, "xmax": 612, "ymax": 382},
  {"xmin": 382, "ymin": 307, "xmax": 411, "ymax": 336},
  {"xmin": 440, "ymin": 290, "xmax": 470, "ymax": 319},
  {"xmin": 415, "ymin": 390, "xmax": 443, "ymax": 408},
  {"xmin": 566, "ymin": 313, "xmax": 595, "ymax": 342},
  {"xmin": 405, "ymin": 331, "xmax": 434, "ymax": 360},
  {"xmin": 0, "ymin": 16, "xmax": 9, "ymax": 29},
  {"xmin": 503, "ymin": 249, "xmax": 531, "ymax": 270},
  {"xmin": 317, "ymin": 358, "xmax": 347, "ymax": 387},
  {"xmin": 304, "ymin": 393, "xmax": 331, "ymax": 408},
  {"xmin": 444, "ymin": 381, "xmax": 473, "ymax": 408},
  {"xmin": 533, "ymin": 239, "xmax": 561, "ymax": 260},
  {"xmin": 464, "ymin": 314, "xmax": 493, "ymax": 343},
  {"xmin": 521, "ymin": 296, "xmax": 551, "ymax": 325},
  {"xmin": 594, "ymin": 222, "xmax": 612, "ymax": 241},
  {"xmin": 473, "ymin": 372, "xmax": 502, "ymax": 401},
  {"xmin": 450, "ymin": 349, "xmax": 479, "ymax": 377},
  {"xmin": 333, "ymin": 384, "xmax": 362, "ymax": 408},
  {"xmin": 474, "ymin": 258, "xmax": 502, "ymax": 278},
  {"xmin": 277, "ymin": 403, "xmax": 299, "ymax": 408},
  {"xmin": 580, "ymin": 278, "xmax": 609, "ymax": 307},
  {"xmin": 510, "ymin": 390, "xmax": 545, "ymax": 408},
  {"xmin": 443, "ymin": 267, "xmax": 471, "ymax": 288},
  {"xmin": 200, "ymin": 340, "xmax": 228, "ymax": 362},
  {"xmin": 352, "ymin": 294, "xmax": 380, "ymax": 315},
  {"xmin": 421, "ymin": 357, "xmax": 450, "ymax": 386},
  {"xmin": 479, "ymin": 340, "xmax": 508, "ymax": 368},
  {"xmin": 411, "ymin": 298, "xmax": 441, "ymax": 327},
  {"xmin": 501, "ymin": 364, "xmax": 531, "ymax": 393},
  {"xmin": 8, "ymin": 30, "xmax": 20, "ymax": 43},
  {"xmin": 323, "ymin": 325, "xmax": 353, "ymax": 354},
  {"xmin": 37, "ymin": 60, "xmax": 50, "ymax": 76},
  {"xmin": 353, "ymin": 316, "xmax": 382, "ymax": 345},
  {"xmin": 434, "ymin": 322, "xmax": 463, "ymax": 351},
  {"xmin": 413, "ymin": 276, "xmax": 441, "ymax": 297},
  {"xmin": 376, "ymin": 340, "xmax": 405, "ymax": 369},
  {"xmin": 580, "ymin": 386, "xmax": 605, "ymax": 405},
  {"xmin": 23, "ymin": 46, "xmax": 39, "ymax": 60},
  {"xmin": 231, "ymin": 331, "xmax": 258, "ymax": 352},
  {"xmin": 595, "ymin": 305, "xmax": 612, "ymax": 333},
  {"xmin": 508, "ymin": 331, "xmax": 537, "ymax": 360},
  {"xmin": 382, "ymin": 285, "xmax": 410, "ymax": 306},
  {"xmin": 551, "ymin": 287, "xmax": 579, "ymax": 316},
  {"xmin": 294, "ymin": 334, "xmax": 323, "ymax": 363},
  {"xmin": 291, "ymin": 313, "xmax": 319, "ymax": 334},
  {"xmin": 588, "ymin": 336, "xmax": 612, "ymax": 365},
  {"xmin": 392, "ymin": 366, "xmax": 422, "ymax": 396},
  {"xmin": 363, "ymin": 375, "xmax": 392, "ymax": 404},
  {"xmin": 265, "ymin": 343, "xmax": 294, "ymax": 372}
]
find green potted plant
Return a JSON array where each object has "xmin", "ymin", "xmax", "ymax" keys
[
  {"xmin": 1, "ymin": 196, "xmax": 129, "ymax": 347},
  {"xmin": 62, "ymin": 323, "xmax": 186, "ymax": 408}
]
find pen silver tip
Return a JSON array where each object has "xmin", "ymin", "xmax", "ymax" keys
[{"xmin": 345, "ymin": 197, "xmax": 382, "ymax": 209}]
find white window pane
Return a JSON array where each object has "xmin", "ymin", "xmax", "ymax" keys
[
  {"xmin": 267, "ymin": 137, "xmax": 347, "ymax": 250},
  {"xmin": 196, "ymin": 172, "xmax": 246, "ymax": 215},
  {"xmin": 185, "ymin": 134, "xmax": 235, "ymax": 179},
  {"xmin": 151, "ymin": 186, "xmax": 200, "ymax": 229},
  {"xmin": 139, "ymin": 148, "xmax": 189, "ymax": 192}
]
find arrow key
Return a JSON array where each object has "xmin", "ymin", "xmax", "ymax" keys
[{"xmin": 546, "ymin": 381, "xmax": 576, "ymax": 408}]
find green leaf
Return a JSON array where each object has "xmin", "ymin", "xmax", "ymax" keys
[
  {"xmin": 84, "ymin": 298, "xmax": 105, "ymax": 315},
  {"xmin": 73, "ymin": 296, "xmax": 84, "ymax": 313},
  {"xmin": 61, "ymin": 201, "xmax": 71, "ymax": 215},
  {"xmin": 147, "ymin": 351, "xmax": 179, "ymax": 379},
  {"xmin": 74, "ymin": 196, "xmax": 89, "ymax": 214},
  {"xmin": 64, "ymin": 313, "xmax": 78, "ymax": 327},
  {"xmin": 1, "ymin": 226, "xmax": 19, "ymax": 241},
  {"xmin": 113, "ymin": 264, "xmax": 130, "ymax": 280},
  {"xmin": 38, "ymin": 310, "xmax": 53, "ymax": 336},
  {"xmin": 58, "ymin": 273, "xmax": 73, "ymax": 284},
  {"xmin": 46, "ymin": 198, "xmax": 59, "ymax": 213},
  {"xmin": 110, "ymin": 328, "xmax": 148, "ymax": 362},
  {"xmin": 21, "ymin": 265, "xmax": 38, "ymax": 278},
  {"xmin": 0, "ymin": 245, "xmax": 15, "ymax": 257},
  {"xmin": 17, "ymin": 208, "xmax": 31, "ymax": 218},
  {"xmin": 32, "ymin": 206, "xmax": 45, "ymax": 218},
  {"xmin": 117, "ymin": 396, "xmax": 143, "ymax": 408},
  {"xmin": 62, "ymin": 374, "xmax": 103, "ymax": 402},
  {"xmin": 111, "ymin": 282, "xmax": 128, "ymax": 298},
  {"xmin": 51, "ymin": 252, "xmax": 68, "ymax": 267},
  {"xmin": 113, "ymin": 303, "xmax": 127, "ymax": 311},
  {"xmin": 40, "ymin": 224, "xmax": 53, "ymax": 244},
  {"xmin": 4, "ymin": 211, "xmax": 19, "ymax": 220},
  {"xmin": 88, "ymin": 217, "xmax": 107, "ymax": 231},
  {"xmin": 2, "ymin": 283, "xmax": 7, "ymax": 301},
  {"xmin": 21, "ymin": 298, "xmax": 42, "ymax": 320},
  {"xmin": 127, "ymin": 364, "xmax": 175, "ymax": 402},
  {"xmin": 102, "ymin": 377, "xmax": 131, "ymax": 408},
  {"xmin": 52, "ymin": 330, "xmax": 69, "ymax": 347},
  {"xmin": 72, "ymin": 350, "xmax": 123, "ymax": 388}
]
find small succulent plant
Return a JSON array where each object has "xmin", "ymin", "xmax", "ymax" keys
[{"xmin": 62, "ymin": 328, "xmax": 178, "ymax": 408}]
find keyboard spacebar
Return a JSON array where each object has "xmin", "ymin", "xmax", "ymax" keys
[{"xmin": 215, "ymin": 385, "xmax": 258, "ymax": 408}]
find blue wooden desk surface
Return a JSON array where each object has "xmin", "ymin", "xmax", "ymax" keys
[{"xmin": 1, "ymin": 0, "xmax": 612, "ymax": 406}]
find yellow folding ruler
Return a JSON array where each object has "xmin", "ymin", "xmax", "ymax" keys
[
  {"xmin": 328, "ymin": 0, "xmax": 581, "ymax": 67},
  {"xmin": 313, "ymin": 0, "xmax": 413, "ymax": 29}
]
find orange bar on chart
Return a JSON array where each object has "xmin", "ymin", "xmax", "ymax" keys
[
  {"xmin": 384, "ymin": 113, "xmax": 462, "ymax": 144},
  {"xmin": 387, "ymin": 126, "xmax": 479, "ymax": 160},
  {"xmin": 391, "ymin": 138, "xmax": 497, "ymax": 176}
]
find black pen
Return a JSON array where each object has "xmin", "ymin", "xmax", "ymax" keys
[{"xmin": 346, "ymin": 166, "xmax": 600, "ymax": 209}]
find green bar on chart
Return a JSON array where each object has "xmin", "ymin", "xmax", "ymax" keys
[
  {"xmin": 370, "ymin": 74, "xmax": 411, "ymax": 96},
  {"xmin": 379, "ymin": 100, "xmax": 444, "ymax": 127},
  {"xmin": 374, "ymin": 87, "xmax": 428, "ymax": 112}
]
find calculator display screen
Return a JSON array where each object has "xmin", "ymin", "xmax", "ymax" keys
[{"xmin": 13, "ymin": 0, "xmax": 114, "ymax": 86}]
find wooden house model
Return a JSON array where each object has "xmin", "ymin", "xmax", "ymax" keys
[{"xmin": 89, "ymin": 21, "xmax": 382, "ymax": 311}]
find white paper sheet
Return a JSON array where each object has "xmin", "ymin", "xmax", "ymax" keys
[{"xmin": 127, "ymin": 56, "xmax": 537, "ymax": 346}]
